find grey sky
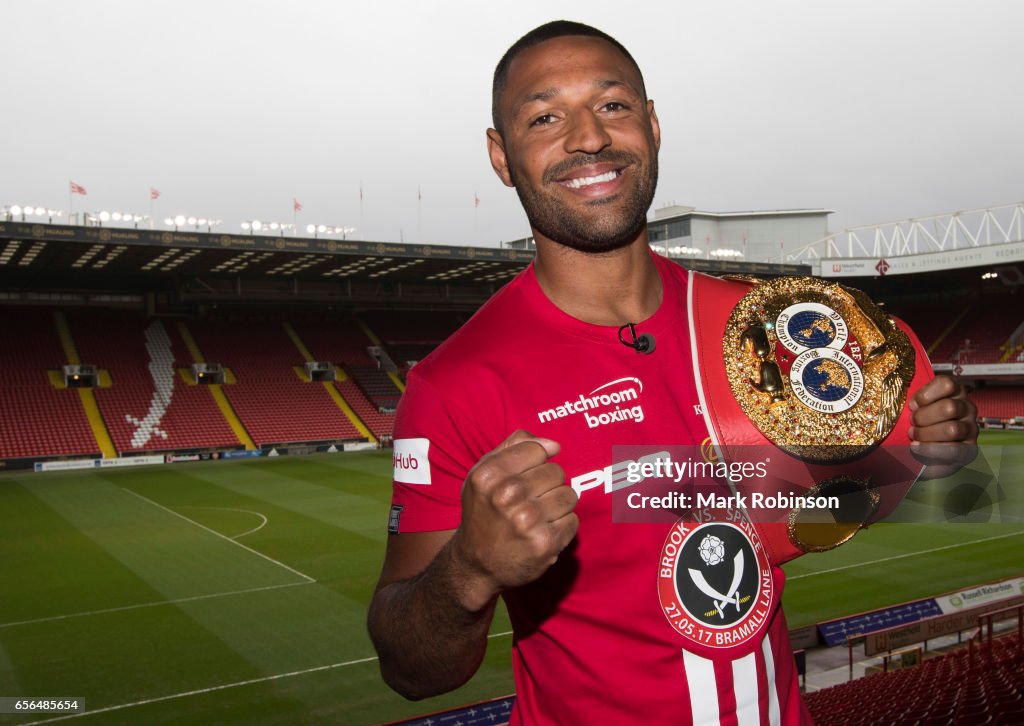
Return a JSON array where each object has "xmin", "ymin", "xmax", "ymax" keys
[{"xmin": 2, "ymin": 0, "xmax": 1021, "ymax": 249}]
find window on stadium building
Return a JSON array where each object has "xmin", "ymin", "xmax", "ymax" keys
[{"xmin": 649, "ymin": 218, "xmax": 691, "ymax": 242}]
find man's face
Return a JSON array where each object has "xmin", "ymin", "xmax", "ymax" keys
[{"xmin": 487, "ymin": 35, "xmax": 660, "ymax": 253}]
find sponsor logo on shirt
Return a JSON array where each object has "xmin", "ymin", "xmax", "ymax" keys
[
  {"xmin": 393, "ymin": 437, "xmax": 431, "ymax": 485},
  {"xmin": 570, "ymin": 450, "xmax": 669, "ymax": 497},
  {"xmin": 536, "ymin": 377, "xmax": 645, "ymax": 429}
]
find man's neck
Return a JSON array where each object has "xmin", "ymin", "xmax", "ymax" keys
[{"xmin": 532, "ymin": 234, "xmax": 663, "ymax": 326}]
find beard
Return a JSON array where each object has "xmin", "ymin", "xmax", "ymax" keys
[{"xmin": 510, "ymin": 148, "xmax": 659, "ymax": 254}]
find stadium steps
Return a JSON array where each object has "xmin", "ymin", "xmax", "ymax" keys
[
  {"xmin": 358, "ymin": 308, "xmax": 466, "ymax": 378},
  {"xmin": 356, "ymin": 318, "xmax": 406, "ymax": 393},
  {"xmin": 54, "ymin": 311, "xmax": 117, "ymax": 459},
  {"xmin": 925, "ymin": 305, "xmax": 972, "ymax": 358},
  {"xmin": 321, "ymin": 379, "xmax": 376, "ymax": 443},
  {"xmin": 282, "ymin": 323, "xmax": 376, "ymax": 444},
  {"xmin": 186, "ymin": 318, "xmax": 363, "ymax": 447},
  {"xmin": 999, "ymin": 342, "xmax": 1023, "ymax": 363},
  {"xmin": 335, "ymin": 375, "xmax": 394, "ymax": 441},
  {"xmin": 348, "ymin": 365, "xmax": 403, "ymax": 410},
  {"xmin": 76, "ymin": 388, "xmax": 117, "ymax": 458},
  {"xmin": 175, "ymin": 321, "xmax": 256, "ymax": 451},
  {"xmin": 282, "ymin": 322, "xmax": 316, "ymax": 361},
  {"xmin": 288, "ymin": 317, "xmax": 404, "ymax": 439}
]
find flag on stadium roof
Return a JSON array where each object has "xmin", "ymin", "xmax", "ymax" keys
[
  {"xmin": 69, "ymin": 181, "xmax": 87, "ymax": 195},
  {"xmin": 293, "ymin": 198, "xmax": 303, "ymax": 212},
  {"xmin": 150, "ymin": 187, "xmax": 160, "ymax": 200},
  {"xmin": 475, "ymin": 193, "xmax": 480, "ymax": 208}
]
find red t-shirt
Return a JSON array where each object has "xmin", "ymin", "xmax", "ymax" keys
[{"xmin": 390, "ymin": 254, "xmax": 811, "ymax": 725}]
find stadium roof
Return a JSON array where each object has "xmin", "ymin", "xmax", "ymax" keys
[
  {"xmin": 0, "ymin": 221, "xmax": 810, "ymax": 307},
  {"xmin": 0, "ymin": 221, "xmax": 534, "ymax": 284},
  {"xmin": 651, "ymin": 205, "xmax": 835, "ymax": 220}
]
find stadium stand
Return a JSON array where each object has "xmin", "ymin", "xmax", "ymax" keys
[
  {"xmin": 8, "ymin": 296, "xmax": 1023, "ymax": 459},
  {"xmin": 187, "ymin": 315, "xmax": 363, "ymax": 447},
  {"xmin": 0, "ymin": 307, "xmax": 100, "ymax": 459},
  {"xmin": 345, "ymin": 364, "xmax": 402, "ymax": 411},
  {"xmin": 335, "ymin": 377, "xmax": 394, "ymax": 440},
  {"xmin": 290, "ymin": 315, "xmax": 381, "ymax": 368},
  {"xmin": 360, "ymin": 309, "xmax": 467, "ymax": 368},
  {"xmin": 925, "ymin": 302, "xmax": 1024, "ymax": 365},
  {"xmin": 289, "ymin": 316, "xmax": 397, "ymax": 440},
  {"xmin": 0, "ymin": 306, "xmax": 430, "ymax": 461},
  {"xmin": 886, "ymin": 295, "xmax": 974, "ymax": 360},
  {"xmin": 970, "ymin": 385, "xmax": 1024, "ymax": 422},
  {"xmin": 805, "ymin": 633, "xmax": 1024, "ymax": 725},
  {"xmin": 68, "ymin": 310, "xmax": 242, "ymax": 453},
  {"xmin": 290, "ymin": 313, "xmax": 406, "ymax": 412}
]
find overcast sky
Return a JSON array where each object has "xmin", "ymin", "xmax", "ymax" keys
[{"xmin": 2, "ymin": 0, "xmax": 1021, "ymax": 249}]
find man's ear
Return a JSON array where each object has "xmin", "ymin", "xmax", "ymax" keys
[
  {"xmin": 647, "ymin": 100, "xmax": 661, "ymax": 152},
  {"xmin": 486, "ymin": 128, "xmax": 514, "ymax": 188}
]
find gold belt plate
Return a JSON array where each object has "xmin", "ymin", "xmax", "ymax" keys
[{"xmin": 723, "ymin": 276, "xmax": 915, "ymax": 463}]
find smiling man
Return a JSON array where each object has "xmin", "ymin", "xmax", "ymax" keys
[{"xmin": 367, "ymin": 20, "xmax": 977, "ymax": 725}]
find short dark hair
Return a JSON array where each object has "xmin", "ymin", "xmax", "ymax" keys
[{"xmin": 491, "ymin": 20, "xmax": 646, "ymax": 132}]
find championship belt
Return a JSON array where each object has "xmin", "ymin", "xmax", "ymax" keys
[{"xmin": 688, "ymin": 272, "xmax": 933, "ymax": 564}]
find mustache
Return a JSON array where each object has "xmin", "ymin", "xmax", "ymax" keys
[{"xmin": 543, "ymin": 151, "xmax": 639, "ymax": 183}]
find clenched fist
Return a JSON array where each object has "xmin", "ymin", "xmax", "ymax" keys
[
  {"xmin": 909, "ymin": 375, "xmax": 978, "ymax": 480},
  {"xmin": 450, "ymin": 430, "xmax": 579, "ymax": 610}
]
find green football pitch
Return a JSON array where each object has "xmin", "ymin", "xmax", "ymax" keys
[{"xmin": 1, "ymin": 432, "xmax": 1021, "ymax": 725}]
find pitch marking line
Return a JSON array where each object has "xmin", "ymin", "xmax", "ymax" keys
[
  {"xmin": 789, "ymin": 530, "xmax": 1024, "ymax": 580},
  {"xmin": 0, "ymin": 581, "xmax": 313, "ymax": 629},
  {"xmin": 28, "ymin": 631, "xmax": 515, "ymax": 723},
  {"xmin": 122, "ymin": 487, "xmax": 315, "ymax": 583},
  {"xmin": 179, "ymin": 506, "xmax": 269, "ymax": 539}
]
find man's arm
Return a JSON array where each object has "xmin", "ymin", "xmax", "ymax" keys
[
  {"xmin": 367, "ymin": 431, "xmax": 579, "ymax": 700},
  {"xmin": 367, "ymin": 529, "xmax": 495, "ymax": 700}
]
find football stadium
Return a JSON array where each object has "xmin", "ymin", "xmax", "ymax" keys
[{"xmin": 0, "ymin": 199, "xmax": 1022, "ymax": 725}]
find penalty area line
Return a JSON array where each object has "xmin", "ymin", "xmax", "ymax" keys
[
  {"xmin": 0, "ymin": 581, "xmax": 313, "ymax": 630},
  {"xmin": 28, "ymin": 631, "xmax": 515, "ymax": 723},
  {"xmin": 122, "ymin": 487, "xmax": 315, "ymax": 583},
  {"xmin": 789, "ymin": 530, "xmax": 1024, "ymax": 580}
]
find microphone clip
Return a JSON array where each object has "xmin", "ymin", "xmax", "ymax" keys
[{"xmin": 618, "ymin": 322, "xmax": 656, "ymax": 355}]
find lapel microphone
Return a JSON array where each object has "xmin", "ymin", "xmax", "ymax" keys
[{"xmin": 618, "ymin": 322, "xmax": 656, "ymax": 355}]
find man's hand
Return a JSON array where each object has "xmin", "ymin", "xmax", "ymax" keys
[
  {"xmin": 368, "ymin": 429, "xmax": 578, "ymax": 699},
  {"xmin": 450, "ymin": 430, "xmax": 579, "ymax": 611},
  {"xmin": 909, "ymin": 375, "xmax": 978, "ymax": 479}
]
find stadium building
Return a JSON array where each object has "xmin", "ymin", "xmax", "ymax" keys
[{"xmin": 505, "ymin": 204, "xmax": 834, "ymax": 264}]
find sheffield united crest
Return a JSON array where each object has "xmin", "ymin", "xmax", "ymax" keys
[
  {"xmin": 723, "ymin": 277, "xmax": 915, "ymax": 463},
  {"xmin": 658, "ymin": 519, "xmax": 773, "ymax": 649}
]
